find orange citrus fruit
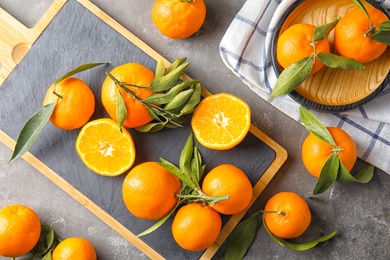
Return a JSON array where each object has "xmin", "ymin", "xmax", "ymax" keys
[
  {"xmin": 75, "ymin": 118, "xmax": 136, "ymax": 176},
  {"xmin": 334, "ymin": 4, "xmax": 388, "ymax": 63},
  {"xmin": 0, "ymin": 204, "xmax": 41, "ymax": 257},
  {"xmin": 191, "ymin": 93, "xmax": 251, "ymax": 150},
  {"xmin": 264, "ymin": 192, "xmax": 311, "ymax": 239},
  {"xmin": 52, "ymin": 237, "xmax": 97, "ymax": 260},
  {"xmin": 43, "ymin": 77, "xmax": 95, "ymax": 130},
  {"xmin": 301, "ymin": 127, "xmax": 357, "ymax": 178},
  {"xmin": 152, "ymin": 0, "xmax": 207, "ymax": 39},
  {"xmin": 171, "ymin": 203, "xmax": 221, "ymax": 251},
  {"xmin": 122, "ymin": 161, "xmax": 181, "ymax": 220},
  {"xmin": 102, "ymin": 63, "xmax": 155, "ymax": 128},
  {"xmin": 202, "ymin": 164, "xmax": 252, "ymax": 215},
  {"xmin": 277, "ymin": 23, "xmax": 330, "ymax": 75}
]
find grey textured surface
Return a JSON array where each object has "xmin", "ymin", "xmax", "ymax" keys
[{"xmin": 1, "ymin": 0, "xmax": 390, "ymax": 260}]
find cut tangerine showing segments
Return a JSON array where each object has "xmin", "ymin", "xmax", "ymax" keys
[
  {"xmin": 191, "ymin": 93, "xmax": 251, "ymax": 150},
  {"xmin": 75, "ymin": 118, "xmax": 136, "ymax": 176}
]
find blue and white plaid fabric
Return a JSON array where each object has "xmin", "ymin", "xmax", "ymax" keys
[{"xmin": 220, "ymin": 0, "xmax": 390, "ymax": 174}]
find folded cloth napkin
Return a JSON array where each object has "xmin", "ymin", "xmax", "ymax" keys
[{"xmin": 220, "ymin": 0, "xmax": 390, "ymax": 174}]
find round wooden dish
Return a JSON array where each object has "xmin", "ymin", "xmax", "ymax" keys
[{"xmin": 271, "ymin": 0, "xmax": 390, "ymax": 112}]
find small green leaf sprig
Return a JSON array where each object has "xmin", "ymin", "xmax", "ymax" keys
[
  {"xmin": 224, "ymin": 210, "xmax": 337, "ymax": 259},
  {"xmin": 9, "ymin": 63, "xmax": 107, "ymax": 163},
  {"xmin": 352, "ymin": 0, "xmax": 390, "ymax": 45},
  {"xmin": 270, "ymin": 19, "xmax": 365, "ymax": 98},
  {"xmin": 106, "ymin": 57, "xmax": 202, "ymax": 133},
  {"xmin": 137, "ymin": 134, "xmax": 229, "ymax": 237},
  {"xmin": 300, "ymin": 106, "xmax": 374, "ymax": 196}
]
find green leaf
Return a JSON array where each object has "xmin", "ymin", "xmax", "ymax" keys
[
  {"xmin": 370, "ymin": 21, "xmax": 390, "ymax": 45},
  {"xmin": 159, "ymin": 158, "xmax": 197, "ymax": 190},
  {"xmin": 150, "ymin": 62, "xmax": 189, "ymax": 91},
  {"xmin": 180, "ymin": 83, "xmax": 202, "ymax": 115},
  {"xmin": 137, "ymin": 202, "xmax": 180, "ymax": 237},
  {"xmin": 9, "ymin": 103, "xmax": 56, "ymax": 163},
  {"xmin": 299, "ymin": 106, "xmax": 336, "ymax": 145},
  {"xmin": 116, "ymin": 89, "xmax": 127, "ymax": 131},
  {"xmin": 165, "ymin": 57, "xmax": 187, "ymax": 74},
  {"xmin": 135, "ymin": 122, "xmax": 166, "ymax": 132},
  {"xmin": 312, "ymin": 153, "xmax": 339, "ymax": 195},
  {"xmin": 317, "ymin": 52, "xmax": 365, "ymax": 70},
  {"xmin": 337, "ymin": 163, "xmax": 374, "ymax": 183},
  {"xmin": 270, "ymin": 56, "xmax": 313, "ymax": 98},
  {"xmin": 164, "ymin": 89, "xmax": 194, "ymax": 111},
  {"xmin": 42, "ymin": 251, "xmax": 53, "ymax": 260},
  {"xmin": 154, "ymin": 58, "xmax": 166, "ymax": 78},
  {"xmin": 263, "ymin": 216, "xmax": 337, "ymax": 251},
  {"xmin": 180, "ymin": 134, "xmax": 194, "ymax": 178},
  {"xmin": 225, "ymin": 211, "xmax": 261, "ymax": 260},
  {"xmin": 351, "ymin": 0, "xmax": 370, "ymax": 19},
  {"xmin": 144, "ymin": 81, "xmax": 190, "ymax": 104},
  {"xmin": 54, "ymin": 62, "xmax": 107, "ymax": 85},
  {"xmin": 313, "ymin": 18, "xmax": 340, "ymax": 41}
]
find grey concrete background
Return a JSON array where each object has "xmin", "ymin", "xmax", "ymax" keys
[{"xmin": 0, "ymin": 0, "xmax": 389, "ymax": 259}]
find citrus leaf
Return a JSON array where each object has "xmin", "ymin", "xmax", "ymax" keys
[
  {"xmin": 135, "ymin": 122, "xmax": 166, "ymax": 132},
  {"xmin": 9, "ymin": 103, "xmax": 56, "ymax": 163},
  {"xmin": 137, "ymin": 202, "xmax": 180, "ymax": 237},
  {"xmin": 299, "ymin": 106, "xmax": 336, "ymax": 145},
  {"xmin": 317, "ymin": 52, "xmax": 365, "ymax": 70},
  {"xmin": 263, "ymin": 216, "xmax": 337, "ymax": 251},
  {"xmin": 154, "ymin": 58, "xmax": 166, "ymax": 78},
  {"xmin": 144, "ymin": 80, "xmax": 197, "ymax": 104},
  {"xmin": 116, "ymin": 89, "xmax": 127, "ymax": 131},
  {"xmin": 42, "ymin": 251, "xmax": 53, "ymax": 260},
  {"xmin": 270, "ymin": 56, "xmax": 313, "ymax": 98},
  {"xmin": 165, "ymin": 57, "xmax": 187, "ymax": 74},
  {"xmin": 225, "ymin": 211, "xmax": 261, "ymax": 260},
  {"xmin": 180, "ymin": 134, "xmax": 194, "ymax": 177},
  {"xmin": 312, "ymin": 153, "xmax": 339, "ymax": 195},
  {"xmin": 351, "ymin": 0, "xmax": 370, "ymax": 19},
  {"xmin": 313, "ymin": 18, "xmax": 340, "ymax": 41},
  {"xmin": 337, "ymin": 162, "xmax": 374, "ymax": 183},
  {"xmin": 159, "ymin": 158, "xmax": 197, "ymax": 190},
  {"xmin": 150, "ymin": 62, "xmax": 189, "ymax": 92},
  {"xmin": 54, "ymin": 62, "xmax": 107, "ymax": 85},
  {"xmin": 180, "ymin": 83, "xmax": 202, "ymax": 115},
  {"xmin": 370, "ymin": 21, "xmax": 390, "ymax": 45},
  {"xmin": 146, "ymin": 107, "xmax": 162, "ymax": 122},
  {"xmin": 164, "ymin": 89, "xmax": 194, "ymax": 111}
]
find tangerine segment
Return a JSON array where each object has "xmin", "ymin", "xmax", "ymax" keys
[
  {"xmin": 264, "ymin": 192, "xmax": 311, "ymax": 239},
  {"xmin": 75, "ymin": 118, "xmax": 136, "ymax": 176},
  {"xmin": 191, "ymin": 93, "xmax": 251, "ymax": 150}
]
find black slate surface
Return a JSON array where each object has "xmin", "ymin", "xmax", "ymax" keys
[{"xmin": 0, "ymin": 0, "xmax": 276, "ymax": 259}]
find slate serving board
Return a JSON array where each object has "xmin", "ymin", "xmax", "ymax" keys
[{"xmin": 0, "ymin": 0, "xmax": 287, "ymax": 259}]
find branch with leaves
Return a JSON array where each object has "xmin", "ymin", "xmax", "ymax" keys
[{"xmin": 109, "ymin": 57, "xmax": 202, "ymax": 132}]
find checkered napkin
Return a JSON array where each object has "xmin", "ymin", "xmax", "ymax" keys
[{"xmin": 219, "ymin": 0, "xmax": 390, "ymax": 174}]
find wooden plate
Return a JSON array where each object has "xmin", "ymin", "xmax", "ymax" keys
[{"xmin": 271, "ymin": 0, "xmax": 390, "ymax": 112}]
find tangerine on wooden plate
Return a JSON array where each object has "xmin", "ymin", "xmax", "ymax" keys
[
  {"xmin": 52, "ymin": 237, "xmax": 97, "ymax": 260},
  {"xmin": 301, "ymin": 127, "xmax": 357, "ymax": 178},
  {"xmin": 334, "ymin": 4, "xmax": 389, "ymax": 64},
  {"xmin": 202, "ymin": 164, "xmax": 253, "ymax": 215},
  {"xmin": 0, "ymin": 204, "xmax": 41, "ymax": 258},
  {"xmin": 171, "ymin": 203, "xmax": 222, "ymax": 251},
  {"xmin": 43, "ymin": 77, "xmax": 95, "ymax": 130},
  {"xmin": 122, "ymin": 162, "xmax": 181, "ymax": 220},
  {"xmin": 191, "ymin": 93, "xmax": 251, "ymax": 150},
  {"xmin": 101, "ymin": 63, "xmax": 155, "ymax": 128},
  {"xmin": 264, "ymin": 192, "xmax": 311, "ymax": 239},
  {"xmin": 75, "ymin": 118, "xmax": 136, "ymax": 176}
]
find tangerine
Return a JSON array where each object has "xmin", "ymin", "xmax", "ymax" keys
[
  {"xmin": 202, "ymin": 164, "xmax": 252, "ymax": 215},
  {"xmin": 191, "ymin": 93, "xmax": 251, "ymax": 150},
  {"xmin": 102, "ymin": 63, "xmax": 155, "ymax": 128},
  {"xmin": 301, "ymin": 127, "xmax": 357, "ymax": 178},
  {"xmin": 75, "ymin": 118, "xmax": 136, "ymax": 176},
  {"xmin": 171, "ymin": 203, "xmax": 221, "ymax": 251},
  {"xmin": 334, "ymin": 4, "xmax": 388, "ymax": 63},
  {"xmin": 264, "ymin": 192, "xmax": 311, "ymax": 239},
  {"xmin": 122, "ymin": 162, "xmax": 181, "ymax": 220},
  {"xmin": 277, "ymin": 23, "xmax": 330, "ymax": 75},
  {"xmin": 152, "ymin": 0, "xmax": 207, "ymax": 39},
  {"xmin": 52, "ymin": 237, "xmax": 97, "ymax": 260},
  {"xmin": 0, "ymin": 204, "xmax": 41, "ymax": 257},
  {"xmin": 43, "ymin": 77, "xmax": 95, "ymax": 130}
]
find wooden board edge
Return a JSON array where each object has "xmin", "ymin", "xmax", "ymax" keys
[{"xmin": 0, "ymin": 130, "xmax": 165, "ymax": 260}]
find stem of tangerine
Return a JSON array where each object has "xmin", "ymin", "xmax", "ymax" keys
[
  {"xmin": 176, "ymin": 189, "xmax": 229, "ymax": 206},
  {"xmin": 332, "ymin": 145, "xmax": 344, "ymax": 155}
]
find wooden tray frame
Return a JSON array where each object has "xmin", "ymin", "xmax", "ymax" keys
[{"xmin": 0, "ymin": 0, "xmax": 288, "ymax": 259}]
